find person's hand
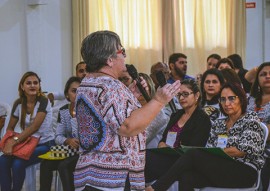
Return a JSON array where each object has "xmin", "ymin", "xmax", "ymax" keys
[
  {"xmin": 65, "ymin": 138, "xmax": 79, "ymax": 149},
  {"xmin": 145, "ymin": 186, "xmax": 154, "ymax": 191},
  {"xmin": 128, "ymin": 77, "xmax": 149, "ymax": 98},
  {"xmin": 158, "ymin": 142, "xmax": 168, "ymax": 148},
  {"xmin": 153, "ymin": 80, "xmax": 181, "ymax": 105},
  {"xmin": 2, "ymin": 138, "xmax": 16, "ymax": 155}
]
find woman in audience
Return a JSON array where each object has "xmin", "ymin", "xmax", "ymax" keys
[
  {"xmin": 216, "ymin": 58, "xmax": 235, "ymax": 70},
  {"xmin": 200, "ymin": 68, "xmax": 225, "ymax": 122},
  {"xmin": 247, "ymin": 62, "xmax": 270, "ymax": 191},
  {"xmin": 145, "ymin": 79, "xmax": 212, "ymax": 184},
  {"xmin": 0, "ymin": 71, "xmax": 55, "ymax": 191},
  {"xmin": 40, "ymin": 76, "xmax": 81, "ymax": 191},
  {"xmin": 146, "ymin": 82, "xmax": 265, "ymax": 191},
  {"xmin": 220, "ymin": 68, "xmax": 242, "ymax": 87}
]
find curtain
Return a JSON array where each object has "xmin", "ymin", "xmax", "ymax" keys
[{"xmin": 72, "ymin": 0, "xmax": 246, "ymax": 76}]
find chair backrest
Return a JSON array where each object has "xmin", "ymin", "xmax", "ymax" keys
[
  {"xmin": 254, "ymin": 122, "xmax": 269, "ymax": 190},
  {"xmin": 260, "ymin": 122, "xmax": 269, "ymax": 148}
]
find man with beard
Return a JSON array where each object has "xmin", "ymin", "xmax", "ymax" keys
[{"xmin": 167, "ymin": 53, "xmax": 194, "ymax": 84}]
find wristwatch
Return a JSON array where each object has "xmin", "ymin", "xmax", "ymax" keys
[{"xmin": 13, "ymin": 136, "xmax": 19, "ymax": 142}]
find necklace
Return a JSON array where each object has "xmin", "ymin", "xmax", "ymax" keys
[{"xmin": 97, "ymin": 71, "xmax": 116, "ymax": 79}]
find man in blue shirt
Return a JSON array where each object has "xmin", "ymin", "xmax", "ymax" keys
[{"xmin": 167, "ymin": 53, "xmax": 194, "ymax": 83}]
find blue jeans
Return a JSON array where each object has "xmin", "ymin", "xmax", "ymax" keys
[{"xmin": 0, "ymin": 140, "xmax": 55, "ymax": 191}]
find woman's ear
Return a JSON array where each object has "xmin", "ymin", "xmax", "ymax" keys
[
  {"xmin": 107, "ymin": 58, "xmax": 113, "ymax": 68},
  {"xmin": 195, "ymin": 92, "xmax": 200, "ymax": 101}
]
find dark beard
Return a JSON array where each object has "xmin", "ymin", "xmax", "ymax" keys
[{"xmin": 175, "ymin": 67, "xmax": 186, "ymax": 78}]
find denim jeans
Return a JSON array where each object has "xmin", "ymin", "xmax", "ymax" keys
[{"xmin": 0, "ymin": 140, "xmax": 55, "ymax": 191}]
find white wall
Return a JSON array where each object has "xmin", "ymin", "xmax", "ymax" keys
[
  {"xmin": 246, "ymin": 0, "xmax": 270, "ymax": 69},
  {"xmin": 0, "ymin": 0, "xmax": 72, "ymax": 106}
]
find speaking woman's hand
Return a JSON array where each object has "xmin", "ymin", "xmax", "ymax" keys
[{"xmin": 153, "ymin": 80, "xmax": 181, "ymax": 105}]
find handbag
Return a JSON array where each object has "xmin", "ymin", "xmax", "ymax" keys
[
  {"xmin": 50, "ymin": 145, "xmax": 79, "ymax": 158},
  {"xmin": 0, "ymin": 130, "xmax": 40, "ymax": 160}
]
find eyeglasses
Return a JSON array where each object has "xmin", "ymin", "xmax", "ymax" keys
[
  {"xmin": 177, "ymin": 92, "xmax": 193, "ymax": 98},
  {"xmin": 219, "ymin": 96, "xmax": 238, "ymax": 104},
  {"xmin": 116, "ymin": 47, "xmax": 126, "ymax": 58}
]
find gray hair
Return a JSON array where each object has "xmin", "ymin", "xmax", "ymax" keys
[{"xmin": 81, "ymin": 30, "xmax": 122, "ymax": 72}]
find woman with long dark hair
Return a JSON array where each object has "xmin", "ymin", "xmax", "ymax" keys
[{"xmin": 0, "ymin": 71, "xmax": 55, "ymax": 191}]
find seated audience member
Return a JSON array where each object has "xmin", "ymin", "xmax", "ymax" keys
[
  {"xmin": 119, "ymin": 69, "xmax": 170, "ymax": 149},
  {"xmin": 47, "ymin": 62, "xmax": 86, "ymax": 133},
  {"xmin": 146, "ymin": 82, "xmax": 265, "ymax": 191},
  {"xmin": 0, "ymin": 103, "xmax": 9, "ymax": 139},
  {"xmin": 220, "ymin": 68, "xmax": 242, "ymax": 87},
  {"xmin": 195, "ymin": 73, "xmax": 203, "ymax": 87},
  {"xmin": 215, "ymin": 58, "xmax": 235, "ymax": 70},
  {"xmin": 145, "ymin": 79, "xmax": 212, "ymax": 183},
  {"xmin": 0, "ymin": 71, "xmax": 55, "ymax": 191},
  {"xmin": 40, "ymin": 76, "xmax": 81, "ymax": 191},
  {"xmin": 206, "ymin": 53, "xmax": 221, "ymax": 70},
  {"xmin": 245, "ymin": 66, "xmax": 258, "ymax": 83},
  {"xmin": 247, "ymin": 62, "xmax": 270, "ymax": 191},
  {"xmin": 200, "ymin": 69, "xmax": 225, "ymax": 122},
  {"xmin": 150, "ymin": 62, "xmax": 170, "ymax": 90},
  {"xmin": 228, "ymin": 54, "xmax": 252, "ymax": 93},
  {"xmin": 168, "ymin": 53, "xmax": 194, "ymax": 84}
]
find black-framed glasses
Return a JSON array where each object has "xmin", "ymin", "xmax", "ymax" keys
[
  {"xmin": 219, "ymin": 96, "xmax": 238, "ymax": 104},
  {"xmin": 177, "ymin": 92, "xmax": 193, "ymax": 98},
  {"xmin": 116, "ymin": 47, "xmax": 126, "ymax": 58}
]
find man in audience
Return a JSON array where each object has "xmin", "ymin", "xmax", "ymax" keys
[
  {"xmin": 206, "ymin": 53, "xmax": 221, "ymax": 70},
  {"xmin": 167, "ymin": 53, "xmax": 194, "ymax": 83},
  {"xmin": 75, "ymin": 61, "xmax": 87, "ymax": 79},
  {"xmin": 150, "ymin": 62, "xmax": 170, "ymax": 90}
]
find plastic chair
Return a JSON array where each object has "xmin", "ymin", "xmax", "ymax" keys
[
  {"xmin": 54, "ymin": 170, "xmax": 63, "ymax": 191},
  {"xmin": 22, "ymin": 163, "xmax": 40, "ymax": 191},
  {"xmin": 197, "ymin": 122, "xmax": 269, "ymax": 191}
]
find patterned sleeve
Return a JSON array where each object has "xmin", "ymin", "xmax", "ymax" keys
[
  {"xmin": 206, "ymin": 120, "xmax": 220, "ymax": 148},
  {"xmin": 236, "ymin": 120, "xmax": 264, "ymax": 156},
  {"xmin": 55, "ymin": 110, "xmax": 67, "ymax": 145}
]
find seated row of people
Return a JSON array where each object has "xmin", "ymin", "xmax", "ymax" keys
[{"xmin": 1, "ymin": 60, "xmax": 270, "ymax": 191}]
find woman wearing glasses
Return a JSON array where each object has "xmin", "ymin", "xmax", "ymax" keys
[
  {"xmin": 145, "ymin": 79, "xmax": 212, "ymax": 184},
  {"xmin": 74, "ymin": 31, "xmax": 181, "ymax": 191},
  {"xmin": 146, "ymin": 82, "xmax": 265, "ymax": 191},
  {"xmin": 247, "ymin": 62, "xmax": 270, "ymax": 191}
]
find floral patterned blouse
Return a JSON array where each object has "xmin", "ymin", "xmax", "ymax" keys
[
  {"xmin": 247, "ymin": 96, "xmax": 270, "ymax": 157},
  {"xmin": 206, "ymin": 111, "xmax": 265, "ymax": 171},
  {"xmin": 74, "ymin": 75, "xmax": 145, "ymax": 191}
]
